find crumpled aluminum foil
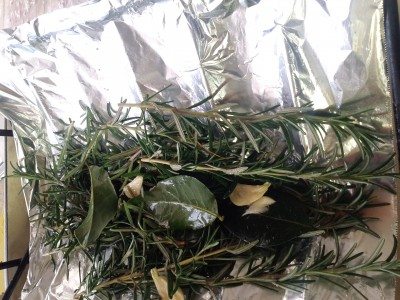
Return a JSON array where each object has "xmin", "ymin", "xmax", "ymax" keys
[{"xmin": 0, "ymin": 0, "xmax": 397, "ymax": 299}]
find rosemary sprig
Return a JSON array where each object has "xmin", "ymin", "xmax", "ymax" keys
[
  {"xmin": 121, "ymin": 100, "xmax": 383, "ymax": 156},
  {"xmin": 26, "ymin": 96, "xmax": 394, "ymax": 193},
  {"xmin": 84, "ymin": 232, "xmax": 400, "ymax": 299},
  {"xmin": 14, "ymin": 94, "xmax": 399, "ymax": 299},
  {"xmin": 117, "ymin": 99, "xmax": 395, "ymax": 188}
]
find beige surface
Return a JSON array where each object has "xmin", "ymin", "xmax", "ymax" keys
[{"xmin": 5, "ymin": 134, "xmax": 29, "ymax": 300}]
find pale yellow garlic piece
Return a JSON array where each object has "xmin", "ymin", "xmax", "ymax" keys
[
  {"xmin": 123, "ymin": 175, "xmax": 143, "ymax": 198},
  {"xmin": 150, "ymin": 268, "xmax": 185, "ymax": 300},
  {"xmin": 242, "ymin": 196, "xmax": 276, "ymax": 216},
  {"xmin": 229, "ymin": 182, "xmax": 271, "ymax": 206}
]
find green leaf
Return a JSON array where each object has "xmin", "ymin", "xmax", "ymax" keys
[
  {"xmin": 143, "ymin": 175, "xmax": 218, "ymax": 230},
  {"xmin": 75, "ymin": 166, "xmax": 118, "ymax": 245}
]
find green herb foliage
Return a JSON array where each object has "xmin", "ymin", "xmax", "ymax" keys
[
  {"xmin": 14, "ymin": 93, "xmax": 399, "ymax": 299},
  {"xmin": 75, "ymin": 166, "xmax": 118, "ymax": 245}
]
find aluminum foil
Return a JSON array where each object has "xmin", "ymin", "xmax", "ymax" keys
[{"xmin": 0, "ymin": 0, "xmax": 397, "ymax": 299}]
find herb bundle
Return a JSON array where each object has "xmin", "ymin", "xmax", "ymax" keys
[{"xmin": 16, "ymin": 93, "xmax": 400, "ymax": 299}]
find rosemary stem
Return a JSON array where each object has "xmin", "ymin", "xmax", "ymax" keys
[
  {"xmin": 119, "ymin": 102, "xmax": 311, "ymax": 125},
  {"xmin": 91, "ymin": 246, "xmax": 232, "ymax": 292}
]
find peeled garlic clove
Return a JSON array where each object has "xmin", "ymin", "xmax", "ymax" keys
[
  {"xmin": 123, "ymin": 175, "xmax": 143, "ymax": 198},
  {"xmin": 229, "ymin": 182, "xmax": 271, "ymax": 206},
  {"xmin": 242, "ymin": 196, "xmax": 276, "ymax": 216},
  {"xmin": 150, "ymin": 268, "xmax": 168, "ymax": 300},
  {"xmin": 151, "ymin": 268, "xmax": 185, "ymax": 300}
]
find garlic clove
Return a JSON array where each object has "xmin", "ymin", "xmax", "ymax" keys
[
  {"xmin": 229, "ymin": 182, "xmax": 271, "ymax": 206},
  {"xmin": 123, "ymin": 175, "xmax": 143, "ymax": 198},
  {"xmin": 150, "ymin": 268, "xmax": 185, "ymax": 300},
  {"xmin": 242, "ymin": 196, "xmax": 276, "ymax": 216}
]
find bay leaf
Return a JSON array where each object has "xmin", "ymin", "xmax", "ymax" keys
[
  {"xmin": 143, "ymin": 175, "xmax": 218, "ymax": 230},
  {"xmin": 75, "ymin": 166, "xmax": 118, "ymax": 245}
]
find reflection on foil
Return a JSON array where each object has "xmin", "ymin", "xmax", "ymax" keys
[{"xmin": 0, "ymin": 0, "xmax": 396, "ymax": 299}]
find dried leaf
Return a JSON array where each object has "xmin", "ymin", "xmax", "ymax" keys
[
  {"xmin": 75, "ymin": 166, "xmax": 118, "ymax": 245},
  {"xmin": 123, "ymin": 175, "xmax": 143, "ymax": 198},
  {"xmin": 229, "ymin": 182, "xmax": 271, "ymax": 206},
  {"xmin": 242, "ymin": 196, "xmax": 276, "ymax": 216},
  {"xmin": 226, "ymin": 240, "xmax": 259, "ymax": 254},
  {"xmin": 298, "ymin": 230, "xmax": 325, "ymax": 238},
  {"xmin": 150, "ymin": 268, "xmax": 185, "ymax": 300}
]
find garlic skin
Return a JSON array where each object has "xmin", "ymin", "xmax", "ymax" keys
[
  {"xmin": 123, "ymin": 176, "xmax": 143, "ymax": 198},
  {"xmin": 150, "ymin": 268, "xmax": 185, "ymax": 300},
  {"xmin": 242, "ymin": 196, "xmax": 276, "ymax": 216},
  {"xmin": 229, "ymin": 182, "xmax": 271, "ymax": 206}
]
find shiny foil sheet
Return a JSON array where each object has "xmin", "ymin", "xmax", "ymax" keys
[{"xmin": 0, "ymin": 0, "xmax": 397, "ymax": 299}]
